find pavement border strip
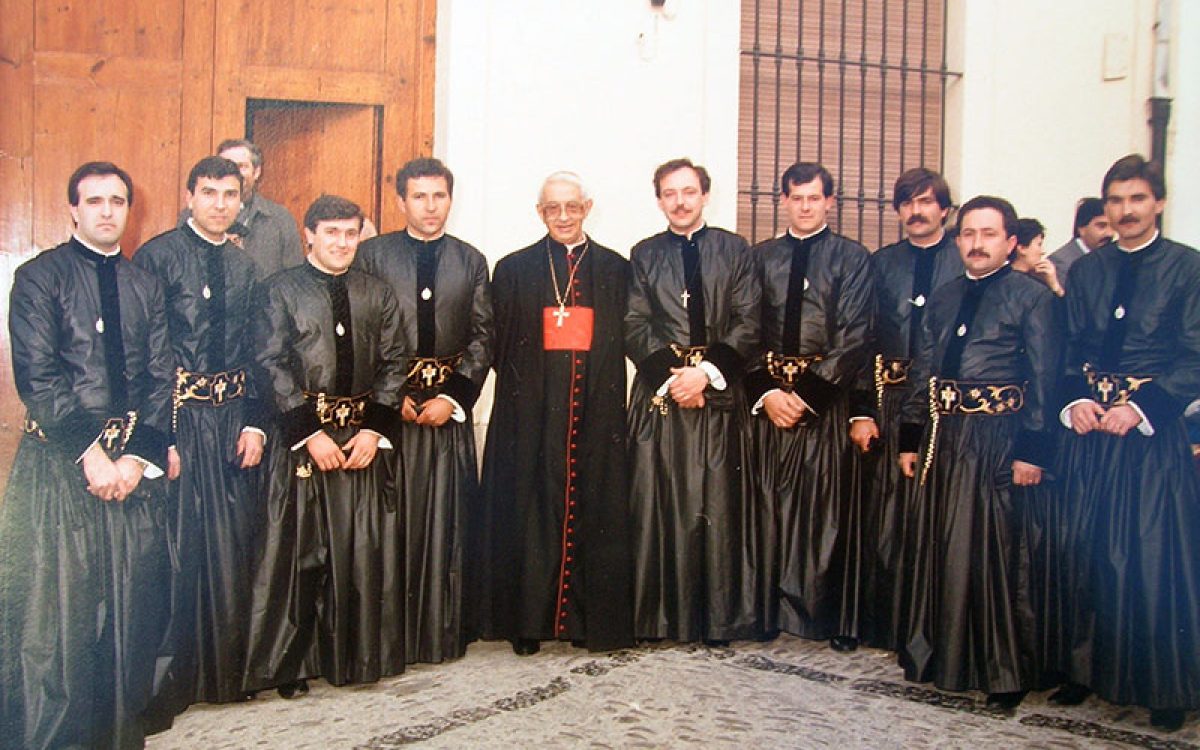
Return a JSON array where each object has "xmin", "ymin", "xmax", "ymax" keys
[{"xmin": 1019, "ymin": 714, "xmax": 1200, "ymax": 750}]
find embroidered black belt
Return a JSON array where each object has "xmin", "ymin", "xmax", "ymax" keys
[
  {"xmin": 669, "ymin": 344, "xmax": 707, "ymax": 368},
  {"xmin": 174, "ymin": 367, "xmax": 247, "ymax": 407},
  {"xmin": 305, "ymin": 391, "xmax": 370, "ymax": 429},
  {"xmin": 931, "ymin": 378, "xmax": 1025, "ymax": 415},
  {"xmin": 1083, "ymin": 365, "xmax": 1152, "ymax": 406},
  {"xmin": 25, "ymin": 412, "xmax": 137, "ymax": 454},
  {"xmin": 405, "ymin": 354, "xmax": 463, "ymax": 391},
  {"xmin": 873, "ymin": 355, "xmax": 913, "ymax": 413},
  {"xmin": 764, "ymin": 351, "xmax": 823, "ymax": 387}
]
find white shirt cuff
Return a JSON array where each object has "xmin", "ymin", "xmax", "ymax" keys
[
  {"xmin": 241, "ymin": 426, "xmax": 267, "ymax": 439},
  {"xmin": 655, "ymin": 374, "xmax": 676, "ymax": 397},
  {"xmin": 291, "ymin": 429, "xmax": 324, "ymax": 452},
  {"xmin": 751, "ymin": 388, "xmax": 779, "ymax": 415},
  {"xmin": 124, "ymin": 454, "xmax": 164, "ymax": 479},
  {"xmin": 436, "ymin": 394, "xmax": 467, "ymax": 423},
  {"xmin": 698, "ymin": 360, "xmax": 726, "ymax": 391},
  {"xmin": 360, "ymin": 429, "xmax": 393, "ymax": 450},
  {"xmin": 1059, "ymin": 398, "xmax": 1096, "ymax": 430},
  {"xmin": 849, "ymin": 416, "xmax": 874, "ymax": 424},
  {"xmin": 1127, "ymin": 401, "xmax": 1154, "ymax": 436}
]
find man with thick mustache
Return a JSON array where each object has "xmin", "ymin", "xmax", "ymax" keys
[
  {"xmin": 851, "ymin": 168, "xmax": 961, "ymax": 653},
  {"xmin": 1050, "ymin": 154, "xmax": 1200, "ymax": 732}
]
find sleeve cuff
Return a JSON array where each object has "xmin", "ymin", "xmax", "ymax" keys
[
  {"xmin": 362, "ymin": 400, "xmax": 402, "ymax": 445},
  {"xmin": 792, "ymin": 369, "xmax": 841, "ymax": 416},
  {"xmin": 281, "ymin": 402, "xmax": 322, "ymax": 450},
  {"xmin": 697, "ymin": 360, "xmax": 727, "ymax": 391},
  {"xmin": 637, "ymin": 347, "xmax": 680, "ymax": 389},
  {"xmin": 750, "ymin": 388, "xmax": 780, "ymax": 415},
  {"xmin": 703, "ymin": 343, "xmax": 744, "ymax": 384},
  {"xmin": 1012, "ymin": 428, "xmax": 1055, "ymax": 468},
  {"xmin": 1129, "ymin": 381, "xmax": 1179, "ymax": 431},
  {"xmin": 1059, "ymin": 398, "xmax": 1096, "ymax": 430},
  {"xmin": 123, "ymin": 422, "xmax": 169, "ymax": 469},
  {"xmin": 1127, "ymin": 401, "xmax": 1155, "ymax": 436},
  {"xmin": 44, "ymin": 409, "xmax": 108, "ymax": 461},
  {"xmin": 436, "ymin": 394, "xmax": 467, "ymax": 423},
  {"xmin": 440, "ymin": 371, "xmax": 481, "ymax": 411},
  {"xmin": 899, "ymin": 422, "xmax": 925, "ymax": 454}
]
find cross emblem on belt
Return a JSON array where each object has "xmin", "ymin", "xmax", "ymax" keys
[
  {"xmin": 334, "ymin": 403, "xmax": 351, "ymax": 427},
  {"xmin": 553, "ymin": 306, "xmax": 571, "ymax": 327},
  {"xmin": 102, "ymin": 423, "xmax": 122, "ymax": 451},
  {"xmin": 781, "ymin": 361, "xmax": 800, "ymax": 381},
  {"xmin": 686, "ymin": 350, "xmax": 704, "ymax": 367},
  {"xmin": 1096, "ymin": 378, "xmax": 1114, "ymax": 403},
  {"xmin": 421, "ymin": 363, "xmax": 439, "ymax": 388},
  {"xmin": 939, "ymin": 385, "xmax": 959, "ymax": 411},
  {"xmin": 213, "ymin": 378, "xmax": 228, "ymax": 404}
]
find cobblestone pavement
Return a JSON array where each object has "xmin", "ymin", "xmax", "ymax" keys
[{"xmin": 146, "ymin": 635, "xmax": 1198, "ymax": 749}]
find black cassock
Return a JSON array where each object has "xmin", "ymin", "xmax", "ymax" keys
[
  {"xmin": 478, "ymin": 237, "xmax": 634, "ymax": 651},
  {"xmin": 243, "ymin": 264, "xmax": 408, "ymax": 688},
  {"xmin": 0, "ymin": 238, "xmax": 174, "ymax": 750},
  {"xmin": 134, "ymin": 224, "xmax": 267, "ymax": 711},
  {"xmin": 745, "ymin": 228, "xmax": 873, "ymax": 641},
  {"xmin": 854, "ymin": 233, "xmax": 962, "ymax": 651},
  {"xmin": 626, "ymin": 226, "xmax": 761, "ymax": 642},
  {"xmin": 355, "ymin": 231, "xmax": 493, "ymax": 663},
  {"xmin": 1055, "ymin": 236, "xmax": 1200, "ymax": 710},
  {"xmin": 898, "ymin": 265, "xmax": 1060, "ymax": 694}
]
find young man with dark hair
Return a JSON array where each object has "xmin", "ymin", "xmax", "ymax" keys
[
  {"xmin": 0, "ymin": 161, "xmax": 175, "ymax": 748},
  {"xmin": 478, "ymin": 171, "xmax": 633, "ymax": 655},
  {"xmin": 897, "ymin": 195, "xmax": 1061, "ymax": 711},
  {"xmin": 744, "ymin": 161, "xmax": 873, "ymax": 652},
  {"xmin": 135, "ymin": 155, "xmax": 268, "ymax": 718},
  {"xmin": 626, "ymin": 158, "xmax": 761, "ymax": 644},
  {"xmin": 244, "ymin": 194, "xmax": 409, "ymax": 695},
  {"xmin": 852, "ymin": 167, "xmax": 961, "ymax": 653},
  {"xmin": 1052, "ymin": 154, "xmax": 1200, "ymax": 732},
  {"xmin": 1047, "ymin": 196, "xmax": 1113, "ymax": 280},
  {"xmin": 354, "ymin": 157, "xmax": 492, "ymax": 664}
]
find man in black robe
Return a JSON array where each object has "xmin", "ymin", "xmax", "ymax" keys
[
  {"xmin": 243, "ymin": 195, "xmax": 408, "ymax": 694},
  {"xmin": 626, "ymin": 158, "xmax": 761, "ymax": 644},
  {"xmin": 135, "ymin": 156, "xmax": 267, "ymax": 715},
  {"xmin": 746, "ymin": 162, "xmax": 873, "ymax": 651},
  {"xmin": 1052, "ymin": 154, "xmax": 1200, "ymax": 732},
  {"xmin": 355, "ymin": 157, "xmax": 492, "ymax": 664},
  {"xmin": 479, "ymin": 171, "xmax": 633, "ymax": 655},
  {"xmin": 0, "ymin": 162, "xmax": 174, "ymax": 749},
  {"xmin": 851, "ymin": 168, "xmax": 961, "ymax": 652},
  {"xmin": 897, "ymin": 195, "xmax": 1061, "ymax": 710}
]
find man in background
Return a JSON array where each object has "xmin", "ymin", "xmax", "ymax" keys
[{"xmin": 1047, "ymin": 197, "xmax": 1113, "ymax": 282}]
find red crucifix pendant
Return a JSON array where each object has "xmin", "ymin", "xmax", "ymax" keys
[{"xmin": 543, "ymin": 306, "xmax": 594, "ymax": 351}]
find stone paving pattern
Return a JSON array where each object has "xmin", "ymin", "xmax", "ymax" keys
[{"xmin": 146, "ymin": 635, "xmax": 1198, "ymax": 749}]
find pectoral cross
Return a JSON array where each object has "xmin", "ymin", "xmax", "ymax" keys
[
  {"xmin": 553, "ymin": 305, "xmax": 571, "ymax": 327},
  {"xmin": 680, "ymin": 289, "xmax": 691, "ymax": 308},
  {"xmin": 421, "ymin": 362, "xmax": 439, "ymax": 388},
  {"xmin": 1097, "ymin": 378, "xmax": 1114, "ymax": 403},
  {"xmin": 939, "ymin": 385, "xmax": 959, "ymax": 411}
]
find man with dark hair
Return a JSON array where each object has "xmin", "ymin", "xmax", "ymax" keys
[
  {"xmin": 135, "ymin": 155, "xmax": 268, "ymax": 718},
  {"xmin": 852, "ymin": 167, "xmax": 961, "ymax": 653},
  {"xmin": 354, "ymin": 157, "xmax": 492, "ymax": 664},
  {"xmin": 0, "ymin": 162, "xmax": 175, "ymax": 748},
  {"xmin": 478, "ymin": 171, "xmax": 632, "ymax": 655},
  {"xmin": 1047, "ymin": 197, "xmax": 1113, "ymax": 280},
  {"xmin": 626, "ymin": 158, "xmax": 761, "ymax": 644},
  {"xmin": 745, "ymin": 161, "xmax": 873, "ymax": 652},
  {"xmin": 896, "ymin": 195, "xmax": 1060, "ymax": 710},
  {"xmin": 1051, "ymin": 154, "xmax": 1200, "ymax": 731},
  {"xmin": 244, "ymin": 194, "xmax": 409, "ymax": 695},
  {"xmin": 180, "ymin": 138, "xmax": 303, "ymax": 280}
]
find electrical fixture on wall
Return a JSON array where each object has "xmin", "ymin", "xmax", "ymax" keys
[{"xmin": 639, "ymin": 0, "xmax": 678, "ymax": 60}]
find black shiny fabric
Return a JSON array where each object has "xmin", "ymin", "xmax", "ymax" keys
[
  {"xmin": 356, "ymin": 231, "xmax": 494, "ymax": 663},
  {"xmin": 746, "ymin": 230, "xmax": 874, "ymax": 641},
  {"xmin": 243, "ymin": 265, "xmax": 408, "ymax": 689},
  {"xmin": 626, "ymin": 227, "xmax": 761, "ymax": 642},
  {"xmin": 478, "ymin": 237, "xmax": 634, "ymax": 652},
  {"xmin": 1, "ymin": 240, "xmax": 175, "ymax": 749},
  {"xmin": 133, "ymin": 226, "xmax": 266, "ymax": 712},
  {"xmin": 1054, "ymin": 238, "xmax": 1200, "ymax": 710},
  {"xmin": 899, "ymin": 268, "xmax": 1062, "ymax": 694}
]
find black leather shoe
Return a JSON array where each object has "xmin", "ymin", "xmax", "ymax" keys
[
  {"xmin": 277, "ymin": 679, "xmax": 309, "ymax": 699},
  {"xmin": 986, "ymin": 691, "xmax": 1027, "ymax": 711},
  {"xmin": 1149, "ymin": 709, "xmax": 1186, "ymax": 732},
  {"xmin": 830, "ymin": 635, "xmax": 859, "ymax": 653},
  {"xmin": 512, "ymin": 638, "xmax": 541, "ymax": 656},
  {"xmin": 1048, "ymin": 682, "xmax": 1091, "ymax": 706}
]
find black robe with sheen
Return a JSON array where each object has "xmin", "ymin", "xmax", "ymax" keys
[
  {"xmin": 1055, "ymin": 237, "xmax": 1200, "ymax": 710},
  {"xmin": 134, "ymin": 224, "xmax": 267, "ymax": 711},
  {"xmin": 355, "ymin": 231, "xmax": 493, "ymax": 663},
  {"xmin": 898, "ymin": 266, "xmax": 1061, "ymax": 694},
  {"xmin": 745, "ymin": 228, "xmax": 874, "ymax": 641},
  {"xmin": 243, "ymin": 264, "xmax": 408, "ymax": 689},
  {"xmin": 478, "ymin": 237, "xmax": 634, "ymax": 652},
  {"xmin": 626, "ymin": 226, "xmax": 761, "ymax": 642},
  {"xmin": 855, "ymin": 233, "xmax": 962, "ymax": 650},
  {"xmin": 0, "ymin": 239, "xmax": 174, "ymax": 750}
]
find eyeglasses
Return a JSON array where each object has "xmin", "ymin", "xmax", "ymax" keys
[{"xmin": 540, "ymin": 202, "xmax": 586, "ymax": 219}]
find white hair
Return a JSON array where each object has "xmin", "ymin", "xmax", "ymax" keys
[{"xmin": 538, "ymin": 171, "xmax": 590, "ymax": 203}]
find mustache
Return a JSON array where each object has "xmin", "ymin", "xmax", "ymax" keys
[
  {"xmin": 906, "ymin": 216, "xmax": 928, "ymax": 226},
  {"xmin": 1118, "ymin": 215, "xmax": 1139, "ymax": 225},
  {"xmin": 967, "ymin": 249, "xmax": 989, "ymax": 257}
]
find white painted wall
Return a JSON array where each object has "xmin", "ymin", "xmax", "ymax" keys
[{"xmin": 1170, "ymin": 0, "xmax": 1200, "ymax": 246}]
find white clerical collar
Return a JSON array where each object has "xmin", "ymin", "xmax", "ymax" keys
[
  {"xmin": 73, "ymin": 234, "xmax": 122, "ymax": 257},
  {"xmin": 186, "ymin": 218, "xmax": 227, "ymax": 246},
  {"xmin": 406, "ymin": 228, "xmax": 445, "ymax": 242},
  {"xmin": 911, "ymin": 230, "xmax": 946, "ymax": 250},
  {"xmin": 1117, "ymin": 230, "xmax": 1159, "ymax": 254},
  {"xmin": 1075, "ymin": 237, "xmax": 1091, "ymax": 255},
  {"xmin": 306, "ymin": 257, "xmax": 349, "ymax": 277},
  {"xmin": 788, "ymin": 225, "xmax": 827, "ymax": 241},
  {"xmin": 563, "ymin": 236, "xmax": 588, "ymax": 251},
  {"xmin": 965, "ymin": 261, "xmax": 1009, "ymax": 281}
]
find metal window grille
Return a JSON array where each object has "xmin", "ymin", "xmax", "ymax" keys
[{"xmin": 739, "ymin": 0, "xmax": 961, "ymax": 249}]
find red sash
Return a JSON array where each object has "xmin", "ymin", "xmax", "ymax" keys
[{"xmin": 543, "ymin": 306, "xmax": 594, "ymax": 351}]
